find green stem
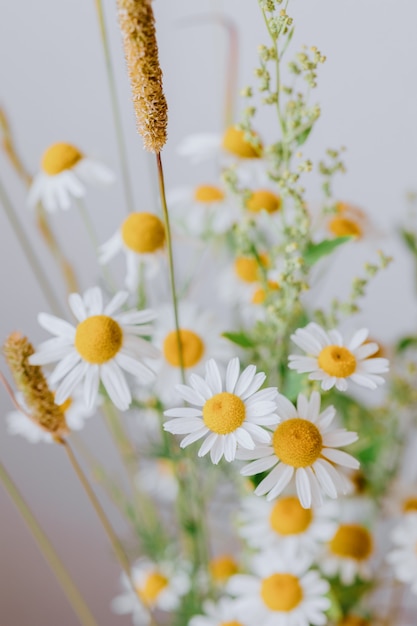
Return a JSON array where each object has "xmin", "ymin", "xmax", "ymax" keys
[
  {"xmin": 94, "ymin": 0, "xmax": 134, "ymax": 214},
  {"xmin": 155, "ymin": 153, "xmax": 185, "ymax": 382},
  {"xmin": 0, "ymin": 177, "xmax": 64, "ymax": 317},
  {"xmin": 76, "ymin": 198, "xmax": 100, "ymax": 251},
  {"xmin": 0, "ymin": 460, "xmax": 98, "ymax": 626}
]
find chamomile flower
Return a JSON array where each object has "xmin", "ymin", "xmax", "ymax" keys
[
  {"xmin": 177, "ymin": 126, "xmax": 267, "ymax": 185},
  {"xmin": 164, "ymin": 357, "xmax": 279, "ymax": 464},
  {"xmin": 321, "ymin": 523, "xmax": 374, "ymax": 584},
  {"xmin": 189, "ymin": 597, "xmax": 247, "ymax": 626},
  {"xmin": 245, "ymin": 188, "xmax": 282, "ymax": 216},
  {"xmin": 228, "ymin": 552, "xmax": 330, "ymax": 626},
  {"xmin": 167, "ymin": 184, "xmax": 240, "ymax": 238},
  {"xmin": 6, "ymin": 390, "xmax": 95, "ymax": 443},
  {"xmin": 136, "ymin": 457, "xmax": 178, "ymax": 503},
  {"xmin": 238, "ymin": 495, "xmax": 338, "ymax": 558},
  {"xmin": 112, "ymin": 558, "xmax": 190, "ymax": 625},
  {"xmin": 99, "ymin": 212, "xmax": 166, "ymax": 292},
  {"xmin": 209, "ymin": 554, "xmax": 240, "ymax": 584},
  {"xmin": 288, "ymin": 323, "xmax": 389, "ymax": 391},
  {"xmin": 151, "ymin": 302, "xmax": 231, "ymax": 402},
  {"xmin": 220, "ymin": 252, "xmax": 279, "ymax": 313},
  {"xmin": 178, "ymin": 126, "xmax": 262, "ymax": 164},
  {"xmin": 29, "ymin": 287, "xmax": 159, "ymax": 411},
  {"xmin": 28, "ymin": 142, "xmax": 114, "ymax": 212},
  {"xmin": 386, "ymin": 514, "xmax": 417, "ymax": 594},
  {"xmin": 239, "ymin": 391, "xmax": 358, "ymax": 508}
]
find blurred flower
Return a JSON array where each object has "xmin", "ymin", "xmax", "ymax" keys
[
  {"xmin": 189, "ymin": 597, "xmax": 247, "ymax": 626},
  {"xmin": 321, "ymin": 523, "xmax": 374, "ymax": 584},
  {"xmin": 164, "ymin": 357, "xmax": 279, "ymax": 464},
  {"xmin": 289, "ymin": 323, "xmax": 389, "ymax": 391},
  {"xmin": 386, "ymin": 513, "xmax": 417, "ymax": 594},
  {"xmin": 239, "ymin": 391, "xmax": 358, "ymax": 508},
  {"xmin": 112, "ymin": 558, "xmax": 189, "ymax": 624},
  {"xmin": 151, "ymin": 302, "xmax": 231, "ymax": 402},
  {"xmin": 209, "ymin": 554, "xmax": 239, "ymax": 584},
  {"xmin": 99, "ymin": 212, "xmax": 166, "ymax": 292},
  {"xmin": 28, "ymin": 142, "xmax": 114, "ymax": 212},
  {"xmin": 29, "ymin": 287, "xmax": 158, "ymax": 411},
  {"xmin": 6, "ymin": 389, "xmax": 95, "ymax": 443},
  {"xmin": 228, "ymin": 551, "xmax": 330, "ymax": 626},
  {"xmin": 167, "ymin": 183, "xmax": 240, "ymax": 238},
  {"xmin": 238, "ymin": 495, "xmax": 338, "ymax": 558}
]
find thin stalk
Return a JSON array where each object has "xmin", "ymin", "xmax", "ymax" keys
[
  {"xmin": 94, "ymin": 0, "xmax": 134, "ymax": 214},
  {"xmin": 155, "ymin": 153, "xmax": 211, "ymax": 593},
  {"xmin": 155, "ymin": 153, "xmax": 185, "ymax": 382},
  {"xmin": 76, "ymin": 198, "xmax": 100, "ymax": 251},
  {"xmin": 62, "ymin": 440, "xmax": 159, "ymax": 625},
  {"xmin": 0, "ymin": 460, "xmax": 98, "ymax": 626},
  {"xmin": 0, "ymin": 177, "xmax": 64, "ymax": 317}
]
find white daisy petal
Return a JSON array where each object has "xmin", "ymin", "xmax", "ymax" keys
[
  {"xmin": 38, "ymin": 313, "xmax": 75, "ymax": 339},
  {"xmin": 348, "ymin": 328, "xmax": 369, "ymax": 350},
  {"xmin": 226, "ymin": 357, "xmax": 240, "ymax": 393},
  {"xmin": 174, "ymin": 384, "xmax": 206, "ymax": 406},
  {"xmin": 205, "ymin": 359, "xmax": 223, "ymax": 394},
  {"xmin": 234, "ymin": 365, "xmax": 257, "ymax": 396},
  {"xmin": 68, "ymin": 293, "xmax": 87, "ymax": 322},
  {"xmin": 295, "ymin": 467, "xmax": 312, "ymax": 508},
  {"xmin": 49, "ymin": 351, "xmax": 82, "ymax": 384},
  {"xmin": 83, "ymin": 364, "xmax": 100, "ymax": 410},
  {"xmin": 115, "ymin": 352, "xmax": 155, "ymax": 384},
  {"xmin": 54, "ymin": 361, "xmax": 88, "ymax": 404},
  {"xmin": 264, "ymin": 464, "xmax": 294, "ymax": 500},
  {"xmin": 321, "ymin": 448, "xmax": 360, "ymax": 469},
  {"xmin": 100, "ymin": 361, "xmax": 132, "ymax": 411},
  {"xmin": 104, "ymin": 291, "xmax": 129, "ymax": 316}
]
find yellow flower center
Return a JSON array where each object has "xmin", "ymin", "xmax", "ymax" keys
[
  {"xmin": 194, "ymin": 185, "xmax": 225, "ymax": 204},
  {"xmin": 403, "ymin": 497, "xmax": 417, "ymax": 513},
  {"xmin": 75, "ymin": 315, "xmax": 123, "ymax": 364},
  {"xmin": 222, "ymin": 126, "xmax": 262, "ymax": 158},
  {"xmin": 57, "ymin": 397, "xmax": 73, "ymax": 414},
  {"xmin": 328, "ymin": 217, "xmax": 362, "ymax": 238},
  {"xmin": 121, "ymin": 212, "xmax": 165, "ymax": 254},
  {"xmin": 251, "ymin": 281, "xmax": 280, "ymax": 304},
  {"xmin": 234, "ymin": 253, "xmax": 268, "ymax": 283},
  {"xmin": 220, "ymin": 623, "xmax": 243, "ymax": 626},
  {"xmin": 137, "ymin": 572, "xmax": 168, "ymax": 605},
  {"xmin": 246, "ymin": 190, "xmax": 281, "ymax": 214},
  {"xmin": 318, "ymin": 345, "xmax": 357, "ymax": 378},
  {"xmin": 273, "ymin": 418, "xmax": 322, "ymax": 468},
  {"xmin": 338, "ymin": 617, "xmax": 370, "ymax": 626},
  {"xmin": 261, "ymin": 573, "xmax": 303, "ymax": 612},
  {"xmin": 269, "ymin": 496, "xmax": 313, "ymax": 535},
  {"xmin": 329, "ymin": 524, "xmax": 373, "ymax": 560},
  {"xmin": 209, "ymin": 555, "xmax": 239, "ymax": 581},
  {"xmin": 203, "ymin": 392, "xmax": 246, "ymax": 434},
  {"xmin": 41, "ymin": 142, "xmax": 83, "ymax": 175},
  {"xmin": 163, "ymin": 329, "xmax": 205, "ymax": 368}
]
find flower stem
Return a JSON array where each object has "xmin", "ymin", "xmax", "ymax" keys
[
  {"xmin": 155, "ymin": 152, "xmax": 185, "ymax": 382},
  {"xmin": 0, "ymin": 459, "xmax": 98, "ymax": 626},
  {"xmin": 0, "ymin": 176, "xmax": 64, "ymax": 317},
  {"xmin": 94, "ymin": 0, "xmax": 134, "ymax": 214}
]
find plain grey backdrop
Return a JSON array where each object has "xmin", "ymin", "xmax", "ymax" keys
[{"xmin": 1, "ymin": 1, "xmax": 417, "ymax": 624}]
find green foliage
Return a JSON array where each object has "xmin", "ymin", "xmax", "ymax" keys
[
  {"xmin": 304, "ymin": 236, "xmax": 352, "ymax": 266},
  {"xmin": 223, "ymin": 331, "xmax": 256, "ymax": 348}
]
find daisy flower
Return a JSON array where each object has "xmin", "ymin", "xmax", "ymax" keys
[
  {"xmin": 228, "ymin": 552, "xmax": 330, "ymax": 626},
  {"xmin": 28, "ymin": 142, "xmax": 114, "ymax": 212},
  {"xmin": 136, "ymin": 457, "xmax": 178, "ymax": 503},
  {"xmin": 209, "ymin": 554, "xmax": 240, "ymax": 585},
  {"xmin": 288, "ymin": 323, "xmax": 389, "ymax": 391},
  {"xmin": 99, "ymin": 212, "xmax": 166, "ymax": 293},
  {"xmin": 167, "ymin": 183, "xmax": 240, "ymax": 238},
  {"xmin": 220, "ymin": 252, "xmax": 279, "ymax": 313},
  {"xmin": 239, "ymin": 391, "xmax": 358, "ymax": 508},
  {"xmin": 386, "ymin": 513, "xmax": 417, "ymax": 594},
  {"xmin": 189, "ymin": 597, "xmax": 248, "ymax": 626},
  {"xmin": 238, "ymin": 495, "xmax": 338, "ymax": 558},
  {"xmin": 151, "ymin": 302, "xmax": 231, "ymax": 402},
  {"xmin": 112, "ymin": 558, "xmax": 189, "ymax": 625},
  {"xmin": 325, "ymin": 201, "xmax": 373, "ymax": 240},
  {"xmin": 177, "ymin": 126, "xmax": 268, "ymax": 185},
  {"xmin": 164, "ymin": 357, "xmax": 279, "ymax": 464},
  {"xmin": 245, "ymin": 188, "xmax": 282, "ymax": 216},
  {"xmin": 321, "ymin": 523, "xmax": 374, "ymax": 585},
  {"xmin": 6, "ymin": 390, "xmax": 96, "ymax": 443},
  {"xmin": 29, "ymin": 287, "xmax": 159, "ymax": 411}
]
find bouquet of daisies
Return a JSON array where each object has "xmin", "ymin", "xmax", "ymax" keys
[{"xmin": 1, "ymin": 1, "xmax": 417, "ymax": 626}]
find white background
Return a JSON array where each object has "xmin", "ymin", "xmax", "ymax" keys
[{"xmin": 0, "ymin": 1, "xmax": 416, "ymax": 624}]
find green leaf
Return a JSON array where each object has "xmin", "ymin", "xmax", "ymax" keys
[
  {"xmin": 304, "ymin": 236, "xmax": 352, "ymax": 266},
  {"xmin": 396, "ymin": 335, "xmax": 417, "ymax": 353},
  {"xmin": 222, "ymin": 331, "xmax": 255, "ymax": 348},
  {"xmin": 400, "ymin": 228, "xmax": 417, "ymax": 256},
  {"xmin": 295, "ymin": 125, "xmax": 313, "ymax": 146}
]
